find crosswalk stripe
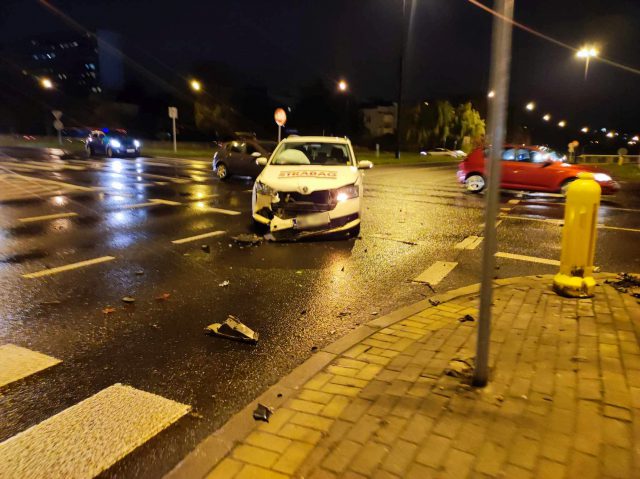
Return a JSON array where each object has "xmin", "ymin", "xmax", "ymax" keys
[
  {"xmin": 454, "ymin": 235, "xmax": 483, "ymax": 250},
  {"xmin": 0, "ymin": 384, "xmax": 190, "ymax": 479},
  {"xmin": 18, "ymin": 212, "xmax": 78, "ymax": 223},
  {"xmin": 495, "ymin": 251, "xmax": 560, "ymax": 266},
  {"xmin": 171, "ymin": 230, "xmax": 226, "ymax": 244},
  {"xmin": 0, "ymin": 344, "xmax": 61, "ymax": 388},
  {"xmin": 22, "ymin": 256, "xmax": 116, "ymax": 279},
  {"xmin": 413, "ymin": 261, "xmax": 458, "ymax": 285},
  {"xmin": 203, "ymin": 207, "xmax": 241, "ymax": 216}
]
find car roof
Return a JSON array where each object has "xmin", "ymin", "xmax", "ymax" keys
[{"xmin": 283, "ymin": 136, "xmax": 350, "ymax": 145}]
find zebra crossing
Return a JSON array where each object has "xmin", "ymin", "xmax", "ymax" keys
[
  {"xmin": 0, "ymin": 173, "xmax": 95, "ymax": 203},
  {"xmin": 0, "ymin": 344, "xmax": 191, "ymax": 478}
]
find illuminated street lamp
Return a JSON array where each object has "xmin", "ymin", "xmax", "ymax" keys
[
  {"xmin": 606, "ymin": 131, "xmax": 615, "ymax": 138},
  {"xmin": 581, "ymin": 127, "xmax": 589, "ymax": 133},
  {"xmin": 189, "ymin": 79, "xmax": 202, "ymax": 92},
  {"xmin": 632, "ymin": 135, "xmax": 639, "ymax": 142},
  {"xmin": 487, "ymin": 90, "xmax": 495, "ymax": 99},
  {"xmin": 576, "ymin": 45, "xmax": 599, "ymax": 80},
  {"xmin": 337, "ymin": 79, "xmax": 348, "ymax": 92},
  {"xmin": 542, "ymin": 114, "xmax": 551, "ymax": 122},
  {"xmin": 525, "ymin": 101, "xmax": 535, "ymax": 111},
  {"xmin": 558, "ymin": 120, "xmax": 567, "ymax": 128},
  {"xmin": 40, "ymin": 77, "xmax": 53, "ymax": 89}
]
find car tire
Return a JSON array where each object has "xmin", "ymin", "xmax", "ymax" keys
[
  {"xmin": 86, "ymin": 146, "xmax": 94, "ymax": 157},
  {"xmin": 346, "ymin": 223, "xmax": 361, "ymax": 238},
  {"xmin": 216, "ymin": 162, "xmax": 229, "ymax": 180},
  {"xmin": 466, "ymin": 174, "xmax": 485, "ymax": 193},
  {"xmin": 252, "ymin": 219, "xmax": 268, "ymax": 234},
  {"xmin": 560, "ymin": 178, "xmax": 576, "ymax": 196},
  {"xmin": 106, "ymin": 147, "xmax": 114, "ymax": 158}
]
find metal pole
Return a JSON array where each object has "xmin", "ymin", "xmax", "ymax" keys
[
  {"xmin": 395, "ymin": 0, "xmax": 408, "ymax": 160},
  {"xmin": 473, "ymin": 0, "xmax": 514, "ymax": 387},
  {"xmin": 58, "ymin": 129, "xmax": 62, "ymax": 146},
  {"xmin": 172, "ymin": 117, "xmax": 177, "ymax": 153},
  {"xmin": 278, "ymin": 125, "xmax": 282, "ymax": 142}
]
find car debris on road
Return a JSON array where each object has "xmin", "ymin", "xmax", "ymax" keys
[
  {"xmin": 252, "ymin": 403, "xmax": 273, "ymax": 422},
  {"xmin": 205, "ymin": 315, "xmax": 259, "ymax": 344}
]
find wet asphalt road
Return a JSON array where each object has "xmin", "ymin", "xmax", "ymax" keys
[{"xmin": 0, "ymin": 146, "xmax": 639, "ymax": 478}]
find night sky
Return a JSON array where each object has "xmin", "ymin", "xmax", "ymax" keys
[{"xmin": 1, "ymin": 0, "xmax": 639, "ymax": 133}]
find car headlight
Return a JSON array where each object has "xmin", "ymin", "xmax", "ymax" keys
[
  {"xmin": 255, "ymin": 181, "xmax": 276, "ymax": 195},
  {"xmin": 134, "ymin": 140, "xmax": 141, "ymax": 148},
  {"xmin": 334, "ymin": 184, "xmax": 359, "ymax": 202},
  {"xmin": 594, "ymin": 173, "xmax": 612, "ymax": 182},
  {"xmin": 109, "ymin": 139, "xmax": 121, "ymax": 148}
]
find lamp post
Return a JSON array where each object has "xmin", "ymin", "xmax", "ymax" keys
[
  {"xmin": 189, "ymin": 79, "xmax": 202, "ymax": 92},
  {"xmin": 337, "ymin": 79, "xmax": 349, "ymax": 136},
  {"xmin": 576, "ymin": 46, "xmax": 598, "ymax": 81}
]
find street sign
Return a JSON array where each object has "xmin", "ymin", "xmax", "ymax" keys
[
  {"xmin": 168, "ymin": 106, "xmax": 178, "ymax": 152},
  {"xmin": 168, "ymin": 107, "xmax": 178, "ymax": 119},
  {"xmin": 274, "ymin": 108, "xmax": 287, "ymax": 127},
  {"xmin": 52, "ymin": 110, "xmax": 63, "ymax": 120},
  {"xmin": 53, "ymin": 120, "xmax": 64, "ymax": 131}
]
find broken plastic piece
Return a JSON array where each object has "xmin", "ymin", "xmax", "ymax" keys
[
  {"xmin": 205, "ymin": 315, "xmax": 259, "ymax": 344},
  {"xmin": 232, "ymin": 234, "xmax": 263, "ymax": 246},
  {"xmin": 122, "ymin": 296, "xmax": 135, "ymax": 303},
  {"xmin": 444, "ymin": 358, "xmax": 474, "ymax": 378},
  {"xmin": 253, "ymin": 403, "xmax": 272, "ymax": 422},
  {"xmin": 218, "ymin": 280, "xmax": 230, "ymax": 287},
  {"xmin": 135, "ymin": 270, "xmax": 144, "ymax": 276}
]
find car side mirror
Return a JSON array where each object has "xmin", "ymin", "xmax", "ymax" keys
[
  {"xmin": 357, "ymin": 160, "xmax": 373, "ymax": 170},
  {"xmin": 256, "ymin": 157, "xmax": 268, "ymax": 166},
  {"xmin": 251, "ymin": 151, "xmax": 261, "ymax": 157}
]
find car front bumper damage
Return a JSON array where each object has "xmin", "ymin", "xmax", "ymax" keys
[{"xmin": 253, "ymin": 190, "xmax": 360, "ymax": 239}]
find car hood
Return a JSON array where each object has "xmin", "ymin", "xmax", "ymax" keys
[{"xmin": 257, "ymin": 165, "xmax": 359, "ymax": 193}]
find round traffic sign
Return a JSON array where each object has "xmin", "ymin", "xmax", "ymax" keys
[
  {"xmin": 274, "ymin": 108, "xmax": 287, "ymax": 127},
  {"xmin": 53, "ymin": 120, "xmax": 64, "ymax": 131}
]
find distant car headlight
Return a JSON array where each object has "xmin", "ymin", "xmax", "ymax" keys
[
  {"xmin": 334, "ymin": 184, "xmax": 359, "ymax": 202},
  {"xmin": 109, "ymin": 139, "xmax": 121, "ymax": 148},
  {"xmin": 255, "ymin": 181, "xmax": 276, "ymax": 195},
  {"xmin": 594, "ymin": 173, "xmax": 612, "ymax": 182},
  {"xmin": 133, "ymin": 140, "xmax": 141, "ymax": 148}
]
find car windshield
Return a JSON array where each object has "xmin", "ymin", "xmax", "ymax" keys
[
  {"xmin": 271, "ymin": 142, "xmax": 352, "ymax": 166},
  {"xmin": 530, "ymin": 149, "xmax": 564, "ymax": 163}
]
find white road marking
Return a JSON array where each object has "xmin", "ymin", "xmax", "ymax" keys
[
  {"xmin": 0, "ymin": 384, "xmax": 190, "ymax": 479},
  {"xmin": 22, "ymin": 256, "xmax": 116, "ymax": 279},
  {"xmin": 413, "ymin": 261, "xmax": 458, "ymax": 285},
  {"xmin": 18, "ymin": 212, "xmax": 78, "ymax": 223},
  {"xmin": 454, "ymin": 235, "xmax": 483, "ymax": 250},
  {"xmin": 121, "ymin": 198, "xmax": 182, "ymax": 209},
  {"xmin": 0, "ymin": 344, "xmax": 61, "ymax": 388},
  {"xmin": 598, "ymin": 224, "xmax": 640, "ymax": 233},
  {"xmin": 495, "ymin": 252, "xmax": 560, "ymax": 266},
  {"xmin": 171, "ymin": 230, "xmax": 226, "ymax": 244},
  {"xmin": 148, "ymin": 198, "xmax": 182, "ymax": 206},
  {"xmin": 202, "ymin": 207, "xmax": 241, "ymax": 216}
]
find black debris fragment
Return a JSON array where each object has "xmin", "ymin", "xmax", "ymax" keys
[
  {"xmin": 605, "ymin": 273, "xmax": 640, "ymax": 298},
  {"xmin": 232, "ymin": 234, "xmax": 263, "ymax": 246},
  {"xmin": 429, "ymin": 299, "xmax": 441, "ymax": 307},
  {"xmin": 201, "ymin": 244, "xmax": 210, "ymax": 253},
  {"xmin": 444, "ymin": 358, "xmax": 474, "ymax": 378},
  {"xmin": 459, "ymin": 314, "xmax": 475, "ymax": 323},
  {"xmin": 253, "ymin": 403, "xmax": 273, "ymax": 422},
  {"xmin": 135, "ymin": 270, "xmax": 144, "ymax": 276}
]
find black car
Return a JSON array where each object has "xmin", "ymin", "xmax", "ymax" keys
[
  {"xmin": 213, "ymin": 139, "xmax": 276, "ymax": 180},
  {"xmin": 86, "ymin": 130, "xmax": 142, "ymax": 157}
]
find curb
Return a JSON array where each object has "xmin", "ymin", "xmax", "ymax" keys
[{"xmin": 164, "ymin": 273, "xmax": 618, "ymax": 479}]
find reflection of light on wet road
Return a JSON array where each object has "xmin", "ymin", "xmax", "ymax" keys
[
  {"xmin": 111, "ymin": 160, "xmax": 123, "ymax": 173},
  {"xmin": 111, "ymin": 181, "xmax": 123, "ymax": 190},
  {"xmin": 136, "ymin": 176, "xmax": 142, "ymax": 181}
]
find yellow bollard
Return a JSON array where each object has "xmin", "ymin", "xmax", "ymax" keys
[{"xmin": 553, "ymin": 172, "xmax": 601, "ymax": 297}]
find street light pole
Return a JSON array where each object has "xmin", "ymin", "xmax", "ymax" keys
[
  {"xmin": 473, "ymin": 0, "xmax": 514, "ymax": 388},
  {"xmin": 395, "ymin": 0, "xmax": 410, "ymax": 160}
]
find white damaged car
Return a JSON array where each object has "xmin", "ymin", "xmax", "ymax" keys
[{"xmin": 252, "ymin": 136, "xmax": 372, "ymax": 239}]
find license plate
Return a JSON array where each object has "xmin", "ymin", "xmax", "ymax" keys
[
  {"xmin": 126, "ymin": 148, "xmax": 135, "ymax": 153},
  {"xmin": 293, "ymin": 212, "xmax": 330, "ymax": 230}
]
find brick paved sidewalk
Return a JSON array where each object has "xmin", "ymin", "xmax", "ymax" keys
[{"xmin": 186, "ymin": 274, "xmax": 640, "ymax": 479}]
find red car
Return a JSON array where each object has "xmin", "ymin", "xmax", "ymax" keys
[{"xmin": 457, "ymin": 145, "xmax": 620, "ymax": 195}]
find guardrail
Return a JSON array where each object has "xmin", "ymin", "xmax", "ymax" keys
[{"xmin": 576, "ymin": 154, "xmax": 640, "ymax": 165}]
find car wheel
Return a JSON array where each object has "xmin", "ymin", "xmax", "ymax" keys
[
  {"xmin": 216, "ymin": 162, "xmax": 229, "ymax": 180},
  {"xmin": 561, "ymin": 178, "xmax": 576, "ymax": 196},
  {"xmin": 346, "ymin": 223, "xmax": 361, "ymax": 238},
  {"xmin": 86, "ymin": 146, "xmax": 94, "ymax": 157},
  {"xmin": 466, "ymin": 174, "xmax": 485, "ymax": 193},
  {"xmin": 106, "ymin": 147, "xmax": 114, "ymax": 158}
]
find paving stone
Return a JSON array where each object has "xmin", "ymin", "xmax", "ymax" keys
[
  {"xmin": 321, "ymin": 394, "xmax": 351, "ymax": 419},
  {"xmin": 232, "ymin": 444, "xmax": 279, "ymax": 468},
  {"xmin": 602, "ymin": 444, "xmax": 632, "ymax": 478},
  {"xmin": 205, "ymin": 458, "xmax": 244, "ymax": 479},
  {"xmin": 399, "ymin": 413, "xmax": 435, "ymax": 444},
  {"xmin": 349, "ymin": 441, "xmax": 389, "ymax": 475},
  {"xmin": 507, "ymin": 435, "xmax": 539, "ymax": 470},
  {"xmin": 278, "ymin": 423, "xmax": 323, "ymax": 444},
  {"xmin": 272, "ymin": 441, "xmax": 314, "ymax": 475},
  {"xmin": 440, "ymin": 448, "xmax": 475, "ymax": 479},
  {"xmin": 381, "ymin": 439, "xmax": 418, "ymax": 476},
  {"xmin": 415, "ymin": 434, "xmax": 451, "ymax": 468},
  {"xmin": 405, "ymin": 463, "xmax": 438, "ymax": 479},
  {"xmin": 290, "ymin": 412, "xmax": 333, "ymax": 432},
  {"xmin": 341, "ymin": 397, "xmax": 373, "ymax": 423},
  {"xmin": 602, "ymin": 417, "xmax": 632, "ymax": 448},
  {"xmin": 539, "ymin": 431, "xmax": 572, "ymax": 463},
  {"xmin": 235, "ymin": 464, "xmax": 288, "ymax": 479},
  {"xmin": 322, "ymin": 440, "xmax": 361, "ymax": 473},
  {"xmin": 347, "ymin": 414, "xmax": 382, "ymax": 444},
  {"xmin": 537, "ymin": 459, "xmax": 566, "ymax": 479},
  {"xmin": 374, "ymin": 416, "xmax": 407, "ymax": 445},
  {"xmin": 474, "ymin": 441, "xmax": 507, "ymax": 476},
  {"xmin": 568, "ymin": 451, "xmax": 600, "ymax": 479},
  {"xmin": 245, "ymin": 431, "xmax": 291, "ymax": 453}
]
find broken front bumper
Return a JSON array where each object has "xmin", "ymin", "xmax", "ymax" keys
[{"xmin": 253, "ymin": 191, "xmax": 361, "ymax": 237}]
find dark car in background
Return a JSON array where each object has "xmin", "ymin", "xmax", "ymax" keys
[
  {"xmin": 213, "ymin": 139, "xmax": 277, "ymax": 180},
  {"xmin": 86, "ymin": 129, "xmax": 142, "ymax": 157}
]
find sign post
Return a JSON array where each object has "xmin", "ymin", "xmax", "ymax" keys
[
  {"xmin": 168, "ymin": 106, "xmax": 178, "ymax": 152},
  {"xmin": 274, "ymin": 108, "xmax": 287, "ymax": 142},
  {"xmin": 473, "ymin": 0, "xmax": 514, "ymax": 388},
  {"xmin": 52, "ymin": 110, "xmax": 63, "ymax": 146}
]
